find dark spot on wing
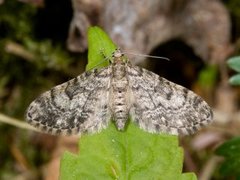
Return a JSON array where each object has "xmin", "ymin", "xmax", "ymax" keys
[{"xmin": 166, "ymin": 91, "xmax": 173, "ymax": 100}]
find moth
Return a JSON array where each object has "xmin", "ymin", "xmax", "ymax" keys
[{"xmin": 26, "ymin": 49, "xmax": 213, "ymax": 135}]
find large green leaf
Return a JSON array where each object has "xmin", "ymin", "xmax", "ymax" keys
[
  {"xmin": 86, "ymin": 26, "xmax": 117, "ymax": 70},
  {"xmin": 60, "ymin": 123, "xmax": 196, "ymax": 180},
  {"xmin": 60, "ymin": 26, "xmax": 197, "ymax": 180}
]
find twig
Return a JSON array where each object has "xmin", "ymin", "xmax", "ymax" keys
[
  {"xmin": 0, "ymin": 113, "xmax": 39, "ymax": 132},
  {"xmin": 199, "ymin": 156, "xmax": 223, "ymax": 180},
  {"xmin": 4, "ymin": 41, "xmax": 35, "ymax": 62}
]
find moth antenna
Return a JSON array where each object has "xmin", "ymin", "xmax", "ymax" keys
[{"xmin": 122, "ymin": 51, "xmax": 170, "ymax": 61}]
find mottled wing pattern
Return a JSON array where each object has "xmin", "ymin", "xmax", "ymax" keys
[
  {"xmin": 26, "ymin": 68, "xmax": 112, "ymax": 135},
  {"xmin": 127, "ymin": 65, "xmax": 213, "ymax": 135}
]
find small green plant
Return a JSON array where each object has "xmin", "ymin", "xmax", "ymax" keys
[
  {"xmin": 198, "ymin": 65, "xmax": 218, "ymax": 89},
  {"xmin": 60, "ymin": 27, "xmax": 197, "ymax": 180},
  {"xmin": 215, "ymin": 137, "xmax": 240, "ymax": 179},
  {"xmin": 227, "ymin": 56, "xmax": 240, "ymax": 85},
  {"xmin": 214, "ymin": 56, "xmax": 240, "ymax": 179}
]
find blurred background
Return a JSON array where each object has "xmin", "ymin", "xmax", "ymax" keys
[{"xmin": 0, "ymin": 0, "xmax": 240, "ymax": 179}]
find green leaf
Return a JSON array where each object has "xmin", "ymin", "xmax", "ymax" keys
[
  {"xmin": 215, "ymin": 137, "xmax": 240, "ymax": 177},
  {"xmin": 227, "ymin": 56, "xmax": 240, "ymax": 73},
  {"xmin": 86, "ymin": 26, "xmax": 117, "ymax": 70},
  {"xmin": 60, "ymin": 26, "xmax": 197, "ymax": 180},
  {"xmin": 229, "ymin": 74, "xmax": 240, "ymax": 85},
  {"xmin": 60, "ymin": 123, "xmax": 196, "ymax": 180}
]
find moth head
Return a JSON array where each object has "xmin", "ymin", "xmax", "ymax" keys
[{"xmin": 112, "ymin": 48, "xmax": 128, "ymax": 64}]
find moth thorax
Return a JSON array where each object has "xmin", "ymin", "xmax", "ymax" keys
[{"xmin": 112, "ymin": 63, "xmax": 126, "ymax": 79}]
